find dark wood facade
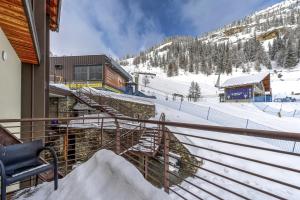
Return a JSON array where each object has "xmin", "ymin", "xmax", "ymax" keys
[
  {"xmin": 21, "ymin": 0, "xmax": 61, "ymax": 120},
  {"xmin": 19, "ymin": 0, "xmax": 62, "ymax": 141},
  {"xmin": 50, "ymin": 55, "xmax": 132, "ymax": 92}
]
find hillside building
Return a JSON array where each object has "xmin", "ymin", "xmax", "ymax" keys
[
  {"xmin": 221, "ymin": 72, "xmax": 272, "ymax": 102},
  {"xmin": 50, "ymin": 55, "xmax": 132, "ymax": 93}
]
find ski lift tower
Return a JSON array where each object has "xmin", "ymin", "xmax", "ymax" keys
[{"xmin": 133, "ymin": 72, "xmax": 156, "ymax": 93}]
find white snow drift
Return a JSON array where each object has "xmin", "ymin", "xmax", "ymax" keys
[{"xmin": 15, "ymin": 150, "xmax": 170, "ymax": 200}]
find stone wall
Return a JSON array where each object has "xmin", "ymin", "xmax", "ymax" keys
[
  {"xmin": 96, "ymin": 96, "xmax": 155, "ymax": 119},
  {"xmin": 50, "ymin": 94, "xmax": 155, "ymax": 120},
  {"xmin": 49, "ymin": 96, "xmax": 77, "ymax": 118}
]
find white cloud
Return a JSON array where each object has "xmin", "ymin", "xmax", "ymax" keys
[
  {"xmin": 50, "ymin": 0, "xmax": 116, "ymax": 57},
  {"xmin": 50, "ymin": 0, "xmax": 165, "ymax": 58}
]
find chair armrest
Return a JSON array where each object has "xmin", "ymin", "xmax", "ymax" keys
[
  {"xmin": 0, "ymin": 160, "xmax": 6, "ymax": 179},
  {"xmin": 37, "ymin": 147, "xmax": 58, "ymax": 167}
]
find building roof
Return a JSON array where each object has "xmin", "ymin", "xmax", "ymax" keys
[
  {"xmin": 222, "ymin": 72, "xmax": 270, "ymax": 88},
  {"xmin": 0, "ymin": 0, "xmax": 40, "ymax": 64},
  {"xmin": 0, "ymin": 0, "xmax": 62, "ymax": 64}
]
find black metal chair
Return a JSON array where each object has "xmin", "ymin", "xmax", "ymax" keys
[{"xmin": 0, "ymin": 140, "xmax": 58, "ymax": 200}]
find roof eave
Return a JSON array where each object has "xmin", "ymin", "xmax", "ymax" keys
[
  {"xmin": 23, "ymin": 0, "xmax": 41, "ymax": 64},
  {"xmin": 54, "ymin": 0, "xmax": 62, "ymax": 32}
]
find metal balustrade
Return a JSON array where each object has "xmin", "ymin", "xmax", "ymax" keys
[{"xmin": 1, "ymin": 114, "xmax": 300, "ymax": 199}]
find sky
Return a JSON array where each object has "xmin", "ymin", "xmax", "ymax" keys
[{"xmin": 50, "ymin": 0, "xmax": 282, "ymax": 59}]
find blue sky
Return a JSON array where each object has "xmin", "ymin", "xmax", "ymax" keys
[{"xmin": 51, "ymin": 0, "xmax": 282, "ymax": 58}]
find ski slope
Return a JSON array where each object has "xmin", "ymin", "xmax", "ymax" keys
[{"xmin": 119, "ymin": 63, "xmax": 300, "ymax": 199}]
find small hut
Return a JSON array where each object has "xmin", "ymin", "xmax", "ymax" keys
[{"xmin": 221, "ymin": 72, "xmax": 272, "ymax": 102}]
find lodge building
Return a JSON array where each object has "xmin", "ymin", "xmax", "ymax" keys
[
  {"xmin": 221, "ymin": 72, "xmax": 272, "ymax": 102},
  {"xmin": 50, "ymin": 55, "xmax": 132, "ymax": 93}
]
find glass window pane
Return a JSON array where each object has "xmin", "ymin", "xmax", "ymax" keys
[
  {"xmin": 89, "ymin": 65, "xmax": 102, "ymax": 81},
  {"xmin": 74, "ymin": 66, "xmax": 88, "ymax": 81}
]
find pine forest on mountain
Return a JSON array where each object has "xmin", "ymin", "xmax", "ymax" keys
[{"xmin": 121, "ymin": 0, "xmax": 300, "ymax": 77}]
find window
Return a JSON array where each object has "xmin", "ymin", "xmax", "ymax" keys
[
  {"xmin": 55, "ymin": 65, "xmax": 63, "ymax": 70},
  {"xmin": 74, "ymin": 65, "xmax": 103, "ymax": 81}
]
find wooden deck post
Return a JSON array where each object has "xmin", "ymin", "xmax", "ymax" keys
[
  {"xmin": 115, "ymin": 119, "xmax": 120, "ymax": 154},
  {"xmin": 163, "ymin": 129, "xmax": 170, "ymax": 193},
  {"xmin": 161, "ymin": 113, "xmax": 169, "ymax": 193},
  {"xmin": 144, "ymin": 156, "xmax": 148, "ymax": 179}
]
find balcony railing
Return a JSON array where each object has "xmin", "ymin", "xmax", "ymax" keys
[{"xmin": 1, "ymin": 114, "xmax": 300, "ymax": 199}]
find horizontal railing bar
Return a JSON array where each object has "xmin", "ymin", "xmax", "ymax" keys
[
  {"xmin": 167, "ymin": 169, "xmax": 224, "ymax": 200},
  {"xmin": 168, "ymin": 146, "xmax": 300, "ymax": 191},
  {"xmin": 162, "ymin": 149, "xmax": 250, "ymax": 199},
  {"xmin": 0, "ymin": 116, "xmax": 116, "ymax": 123},
  {"xmin": 2, "ymin": 116, "xmax": 300, "ymax": 141},
  {"xmin": 115, "ymin": 117, "xmax": 300, "ymax": 141},
  {"xmin": 167, "ymin": 153, "xmax": 285, "ymax": 199},
  {"xmin": 169, "ymin": 187, "xmax": 188, "ymax": 200},
  {"xmin": 168, "ymin": 178, "xmax": 204, "ymax": 200},
  {"xmin": 173, "ymin": 140, "xmax": 300, "ymax": 174},
  {"xmin": 168, "ymin": 132, "xmax": 300, "ymax": 156}
]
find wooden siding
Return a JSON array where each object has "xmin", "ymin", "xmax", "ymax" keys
[
  {"xmin": 104, "ymin": 66, "xmax": 126, "ymax": 90},
  {"xmin": 262, "ymin": 74, "xmax": 271, "ymax": 92},
  {"xmin": 50, "ymin": 55, "xmax": 129, "ymax": 91},
  {"xmin": 0, "ymin": 0, "xmax": 38, "ymax": 64},
  {"xmin": 50, "ymin": 55, "xmax": 107, "ymax": 82}
]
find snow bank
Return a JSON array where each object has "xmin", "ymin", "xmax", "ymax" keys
[{"xmin": 15, "ymin": 150, "xmax": 170, "ymax": 200}]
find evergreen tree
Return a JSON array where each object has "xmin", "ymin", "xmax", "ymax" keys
[
  {"xmin": 142, "ymin": 76, "xmax": 150, "ymax": 87},
  {"xmin": 268, "ymin": 42, "xmax": 276, "ymax": 61},
  {"xmin": 188, "ymin": 81, "xmax": 195, "ymax": 101},
  {"xmin": 188, "ymin": 82, "xmax": 201, "ymax": 102},
  {"xmin": 298, "ymin": 39, "xmax": 300, "ymax": 59},
  {"xmin": 284, "ymin": 38, "xmax": 299, "ymax": 68},
  {"xmin": 194, "ymin": 83, "xmax": 201, "ymax": 102}
]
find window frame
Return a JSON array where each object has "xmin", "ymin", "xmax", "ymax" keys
[{"xmin": 73, "ymin": 64, "xmax": 103, "ymax": 82}]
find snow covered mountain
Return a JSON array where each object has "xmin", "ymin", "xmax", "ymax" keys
[{"xmin": 121, "ymin": 0, "xmax": 300, "ymax": 76}]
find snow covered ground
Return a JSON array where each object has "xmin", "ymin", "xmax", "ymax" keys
[
  {"xmin": 46, "ymin": 59, "xmax": 300, "ymax": 199},
  {"xmin": 74, "ymin": 82, "xmax": 300, "ymax": 199},
  {"xmin": 153, "ymin": 104, "xmax": 300, "ymax": 200},
  {"xmin": 122, "ymin": 63, "xmax": 300, "ymax": 130},
  {"xmin": 119, "ymin": 62, "xmax": 300, "ymax": 199},
  {"xmin": 15, "ymin": 150, "xmax": 170, "ymax": 200}
]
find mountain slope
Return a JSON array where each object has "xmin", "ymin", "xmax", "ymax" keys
[{"xmin": 121, "ymin": 0, "xmax": 300, "ymax": 76}]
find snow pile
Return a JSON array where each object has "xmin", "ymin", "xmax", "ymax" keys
[
  {"xmin": 221, "ymin": 72, "xmax": 269, "ymax": 87},
  {"xmin": 50, "ymin": 83, "xmax": 71, "ymax": 91},
  {"xmin": 15, "ymin": 150, "xmax": 170, "ymax": 200}
]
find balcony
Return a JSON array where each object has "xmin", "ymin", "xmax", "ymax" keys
[{"xmin": 1, "ymin": 114, "xmax": 300, "ymax": 199}]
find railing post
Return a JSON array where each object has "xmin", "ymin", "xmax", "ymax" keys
[
  {"xmin": 144, "ymin": 156, "xmax": 148, "ymax": 179},
  {"xmin": 64, "ymin": 121, "xmax": 69, "ymax": 174},
  {"xmin": 293, "ymin": 109, "xmax": 297, "ymax": 117},
  {"xmin": 161, "ymin": 114, "xmax": 169, "ymax": 193},
  {"xmin": 263, "ymin": 105, "xmax": 269, "ymax": 112},
  {"xmin": 163, "ymin": 130, "xmax": 169, "ymax": 193},
  {"xmin": 207, "ymin": 107, "xmax": 211, "ymax": 120},
  {"xmin": 100, "ymin": 118, "xmax": 104, "ymax": 147},
  {"xmin": 115, "ymin": 119, "xmax": 120, "ymax": 154},
  {"xmin": 292, "ymin": 141, "xmax": 297, "ymax": 153}
]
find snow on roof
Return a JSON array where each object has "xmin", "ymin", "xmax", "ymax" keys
[
  {"xmin": 222, "ymin": 72, "xmax": 270, "ymax": 88},
  {"xmin": 50, "ymin": 83, "xmax": 71, "ymax": 91},
  {"xmin": 15, "ymin": 150, "xmax": 170, "ymax": 200}
]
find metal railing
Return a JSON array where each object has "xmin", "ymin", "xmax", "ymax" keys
[{"xmin": 1, "ymin": 114, "xmax": 300, "ymax": 199}]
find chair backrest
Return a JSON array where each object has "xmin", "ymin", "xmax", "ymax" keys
[{"xmin": 0, "ymin": 140, "xmax": 43, "ymax": 166}]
